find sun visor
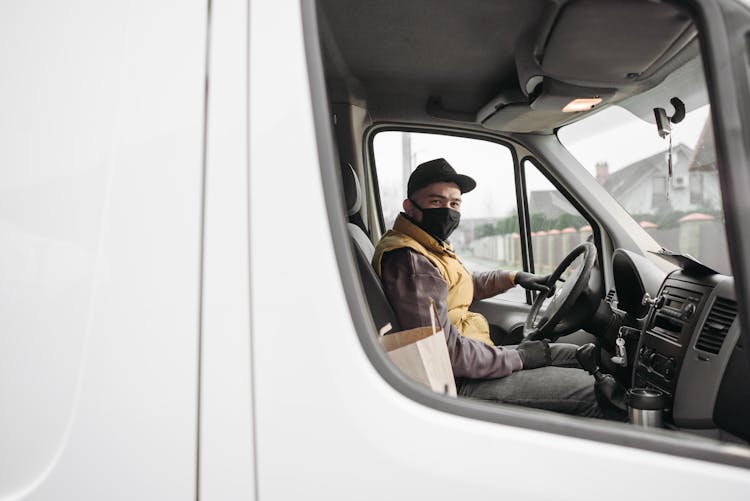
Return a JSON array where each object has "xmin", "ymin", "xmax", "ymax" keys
[
  {"xmin": 540, "ymin": 0, "xmax": 694, "ymax": 85},
  {"xmin": 482, "ymin": 0, "xmax": 694, "ymax": 133}
]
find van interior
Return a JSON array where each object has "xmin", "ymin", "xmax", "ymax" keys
[{"xmin": 312, "ymin": 0, "xmax": 750, "ymax": 462}]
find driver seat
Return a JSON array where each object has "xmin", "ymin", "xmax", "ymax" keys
[{"xmin": 341, "ymin": 162, "xmax": 401, "ymax": 333}]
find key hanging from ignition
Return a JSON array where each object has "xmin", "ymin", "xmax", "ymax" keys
[{"xmin": 611, "ymin": 328, "xmax": 628, "ymax": 367}]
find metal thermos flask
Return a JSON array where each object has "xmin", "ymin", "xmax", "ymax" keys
[{"xmin": 627, "ymin": 388, "xmax": 665, "ymax": 427}]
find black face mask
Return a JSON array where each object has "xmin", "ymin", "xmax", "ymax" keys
[{"xmin": 408, "ymin": 198, "xmax": 461, "ymax": 242}]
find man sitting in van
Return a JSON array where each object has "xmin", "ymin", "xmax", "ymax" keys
[{"xmin": 372, "ymin": 158, "xmax": 603, "ymax": 417}]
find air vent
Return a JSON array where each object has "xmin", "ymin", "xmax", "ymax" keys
[
  {"xmin": 695, "ymin": 297, "xmax": 738, "ymax": 354},
  {"xmin": 605, "ymin": 289, "xmax": 616, "ymax": 303}
]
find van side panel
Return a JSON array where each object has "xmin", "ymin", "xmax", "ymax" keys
[
  {"xmin": 0, "ymin": 1, "xmax": 206, "ymax": 499},
  {"xmin": 249, "ymin": 1, "xmax": 750, "ymax": 499}
]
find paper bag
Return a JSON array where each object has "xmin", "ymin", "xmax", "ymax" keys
[{"xmin": 378, "ymin": 300, "xmax": 457, "ymax": 397}]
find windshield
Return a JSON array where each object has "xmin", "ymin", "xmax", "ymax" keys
[{"xmin": 558, "ymin": 65, "xmax": 730, "ymax": 275}]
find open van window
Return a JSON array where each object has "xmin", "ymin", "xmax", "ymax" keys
[
  {"xmin": 372, "ymin": 131, "xmax": 527, "ymax": 304},
  {"xmin": 313, "ymin": 0, "xmax": 750, "ymax": 469}
]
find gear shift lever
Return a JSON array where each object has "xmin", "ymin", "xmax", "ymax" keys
[
  {"xmin": 576, "ymin": 343, "xmax": 628, "ymax": 420},
  {"xmin": 576, "ymin": 343, "xmax": 605, "ymax": 382}
]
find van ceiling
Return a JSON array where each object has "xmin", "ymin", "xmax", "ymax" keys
[
  {"xmin": 317, "ymin": 0, "xmax": 698, "ymax": 134},
  {"xmin": 319, "ymin": 0, "xmax": 544, "ymax": 112}
]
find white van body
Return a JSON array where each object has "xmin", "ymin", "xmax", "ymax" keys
[{"xmin": 2, "ymin": 0, "xmax": 750, "ymax": 499}]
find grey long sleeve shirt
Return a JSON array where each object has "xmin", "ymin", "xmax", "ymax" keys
[{"xmin": 380, "ymin": 248, "xmax": 523, "ymax": 379}]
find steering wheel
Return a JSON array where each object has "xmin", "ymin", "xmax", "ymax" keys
[{"xmin": 523, "ymin": 242, "xmax": 597, "ymax": 342}]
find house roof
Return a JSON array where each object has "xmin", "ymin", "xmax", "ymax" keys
[
  {"xmin": 529, "ymin": 189, "xmax": 577, "ymax": 218},
  {"xmin": 687, "ymin": 118, "xmax": 715, "ymax": 171},
  {"xmin": 603, "ymin": 143, "xmax": 693, "ymax": 199}
]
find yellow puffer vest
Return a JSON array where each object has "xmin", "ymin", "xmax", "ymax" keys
[{"xmin": 372, "ymin": 214, "xmax": 492, "ymax": 346}]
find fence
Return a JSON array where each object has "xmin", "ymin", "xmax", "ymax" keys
[
  {"xmin": 467, "ymin": 227, "xmax": 591, "ymax": 274},
  {"xmin": 466, "ymin": 214, "xmax": 730, "ymax": 275}
]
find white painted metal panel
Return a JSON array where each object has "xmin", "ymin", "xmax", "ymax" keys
[
  {"xmin": 199, "ymin": 0, "xmax": 255, "ymax": 498},
  {"xmin": 0, "ymin": 1, "xmax": 206, "ymax": 499}
]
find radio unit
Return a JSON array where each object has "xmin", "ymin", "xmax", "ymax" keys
[{"xmin": 660, "ymin": 292, "xmax": 698, "ymax": 321}]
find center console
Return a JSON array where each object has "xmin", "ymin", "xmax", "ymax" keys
[
  {"xmin": 632, "ymin": 271, "xmax": 738, "ymax": 427},
  {"xmin": 633, "ymin": 277, "xmax": 708, "ymax": 411}
]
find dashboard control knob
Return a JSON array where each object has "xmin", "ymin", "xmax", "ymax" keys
[
  {"xmin": 641, "ymin": 348, "xmax": 656, "ymax": 365},
  {"xmin": 683, "ymin": 303, "xmax": 696, "ymax": 319}
]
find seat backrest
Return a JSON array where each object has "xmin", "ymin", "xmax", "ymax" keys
[
  {"xmin": 349, "ymin": 222, "xmax": 375, "ymax": 261},
  {"xmin": 340, "ymin": 161, "xmax": 367, "ymax": 232},
  {"xmin": 341, "ymin": 161, "xmax": 375, "ymax": 258},
  {"xmin": 351, "ymin": 236, "xmax": 401, "ymax": 333},
  {"xmin": 341, "ymin": 162, "xmax": 400, "ymax": 332}
]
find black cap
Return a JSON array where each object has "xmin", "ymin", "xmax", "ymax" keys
[{"xmin": 407, "ymin": 158, "xmax": 476, "ymax": 197}]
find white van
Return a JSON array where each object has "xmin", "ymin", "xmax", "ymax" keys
[{"xmin": 3, "ymin": 0, "xmax": 750, "ymax": 499}]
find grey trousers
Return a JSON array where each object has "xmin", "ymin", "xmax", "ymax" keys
[{"xmin": 457, "ymin": 343, "xmax": 604, "ymax": 418}]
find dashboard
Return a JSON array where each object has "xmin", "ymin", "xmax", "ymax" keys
[{"xmin": 611, "ymin": 249, "xmax": 750, "ymax": 442}]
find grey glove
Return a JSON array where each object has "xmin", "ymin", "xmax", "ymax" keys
[
  {"xmin": 515, "ymin": 271, "xmax": 554, "ymax": 297},
  {"xmin": 516, "ymin": 339, "xmax": 551, "ymax": 370}
]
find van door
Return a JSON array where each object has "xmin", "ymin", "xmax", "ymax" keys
[{"xmin": 242, "ymin": 0, "xmax": 750, "ymax": 499}]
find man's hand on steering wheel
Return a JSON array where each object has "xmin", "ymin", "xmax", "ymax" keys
[
  {"xmin": 523, "ymin": 242, "xmax": 598, "ymax": 342},
  {"xmin": 514, "ymin": 271, "xmax": 555, "ymax": 297}
]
